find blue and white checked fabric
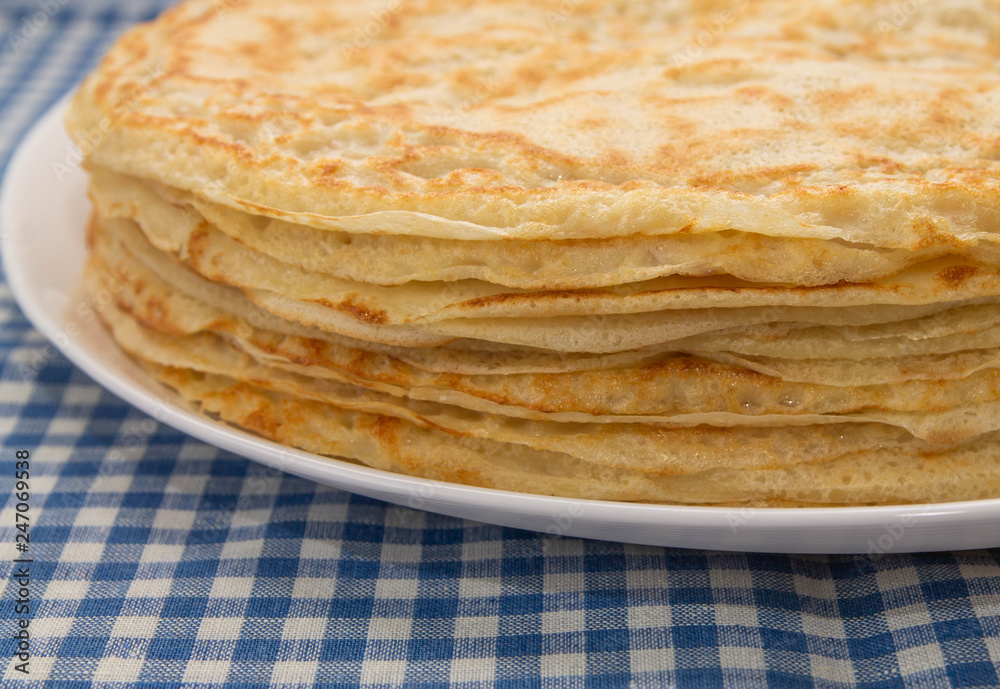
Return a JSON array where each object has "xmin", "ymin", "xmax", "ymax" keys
[{"xmin": 1, "ymin": 1, "xmax": 1000, "ymax": 687}]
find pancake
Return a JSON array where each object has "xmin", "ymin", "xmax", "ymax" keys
[
  {"xmin": 141, "ymin": 362, "xmax": 1000, "ymax": 507},
  {"xmin": 90, "ymin": 165, "xmax": 984, "ymax": 289},
  {"xmin": 86, "ymin": 273, "xmax": 1000, "ymax": 506},
  {"xmin": 86, "ymin": 219, "xmax": 1000, "ymax": 445},
  {"xmin": 98, "ymin": 213, "xmax": 1000, "ymax": 353},
  {"xmin": 67, "ymin": 0, "xmax": 1000, "ymax": 243},
  {"xmin": 91, "ymin": 181, "xmax": 1000, "ymax": 321},
  {"xmin": 67, "ymin": 0, "xmax": 1000, "ymax": 506}
]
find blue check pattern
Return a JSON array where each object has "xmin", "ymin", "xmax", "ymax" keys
[{"xmin": 1, "ymin": 1, "xmax": 1000, "ymax": 687}]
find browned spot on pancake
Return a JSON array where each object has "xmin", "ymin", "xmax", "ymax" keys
[
  {"xmin": 283, "ymin": 337, "xmax": 330, "ymax": 368},
  {"xmin": 364, "ymin": 413, "xmax": 404, "ymax": 450},
  {"xmin": 936, "ymin": 264, "xmax": 978, "ymax": 289},
  {"xmin": 104, "ymin": 275, "xmax": 190, "ymax": 337},
  {"xmin": 852, "ymin": 153, "xmax": 904, "ymax": 174},
  {"xmin": 429, "ymin": 355, "xmax": 789, "ymax": 417},
  {"xmin": 183, "ymin": 222, "xmax": 213, "ymax": 268},
  {"xmin": 458, "ymin": 288, "xmax": 609, "ymax": 310},
  {"xmin": 640, "ymin": 355, "xmax": 773, "ymax": 383},
  {"xmin": 810, "ymin": 84, "xmax": 877, "ymax": 110},
  {"xmin": 442, "ymin": 466, "xmax": 493, "ymax": 488},
  {"xmin": 734, "ymin": 85, "xmax": 796, "ymax": 110},
  {"xmin": 687, "ymin": 162, "xmax": 817, "ymax": 189},
  {"xmin": 911, "ymin": 218, "xmax": 964, "ymax": 251},
  {"xmin": 135, "ymin": 292, "xmax": 168, "ymax": 325},
  {"xmin": 314, "ymin": 297, "xmax": 388, "ymax": 324},
  {"xmin": 240, "ymin": 401, "xmax": 280, "ymax": 438},
  {"xmin": 179, "ymin": 129, "xmax": 256, "ymax": 161},
  {"xmin": 85, "ymin": 212, "xmax": 100, "ymax": 249}
]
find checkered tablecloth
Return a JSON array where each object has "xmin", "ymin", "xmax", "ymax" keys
[{"xmin": 1, "ymin": 1, "xmax": 1000, "ymax": 687}]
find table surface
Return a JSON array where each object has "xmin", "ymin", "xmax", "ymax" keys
[{"xmin": 1, "ymin": 1, "xmax": 999, "ymax": 687}]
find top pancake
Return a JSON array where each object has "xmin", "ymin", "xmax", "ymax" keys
[{"xmin": 66, "ymin": 0, "xmax": 1000, "ymax": 245}]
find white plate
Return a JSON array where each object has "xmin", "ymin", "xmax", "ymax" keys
[{"xmin": 6, "ymin": 97, "xmax": 1000, "ymax": 555}]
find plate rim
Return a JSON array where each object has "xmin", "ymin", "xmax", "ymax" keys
[{"xmin": 6, "ymin": 94, "xmax": 1000, "ymax": 554}]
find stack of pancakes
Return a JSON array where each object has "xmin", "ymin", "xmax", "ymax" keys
[{"xmin": 67, "ymin": 0, "xmax": 1000, "ymax": 505}]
